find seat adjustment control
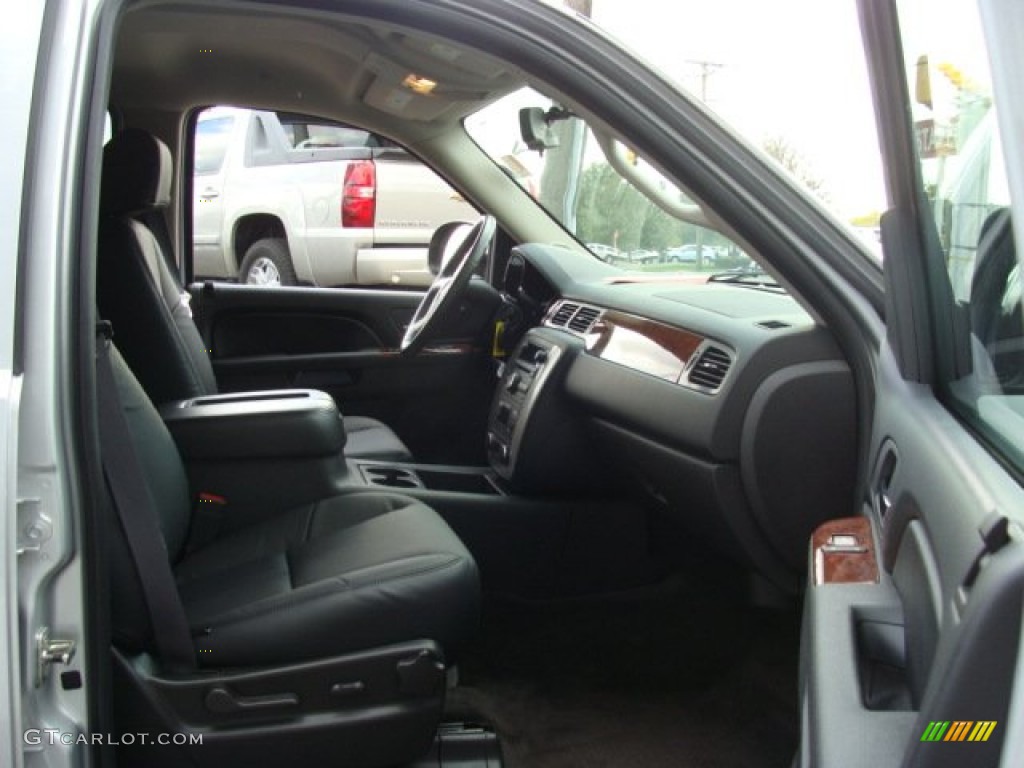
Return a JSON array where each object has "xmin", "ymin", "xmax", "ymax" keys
[
  {"xmin": 204, "ymin": 686, "xmax": 299, "ymax": 714},
  {"xmin": 330, "ymin": 681, "xmax": 366, "ymax": 699},
  {"xmin": 397, "ymin": 649, "xmax": 444, "ymax": 696}
]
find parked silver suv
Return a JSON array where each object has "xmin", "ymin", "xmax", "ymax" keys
[{"xmin": 193, "ymin": 106, "xmax": 476, "ymax": 287}]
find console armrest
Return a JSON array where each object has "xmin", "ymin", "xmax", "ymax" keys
[{"xmin": 159, "ymin": 389, "xmax": 345, "ymax": 460}]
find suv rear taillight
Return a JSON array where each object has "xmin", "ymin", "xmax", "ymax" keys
[{"xmin": 342, "ymin": 160, "xmax": 376, "ymax": 228}]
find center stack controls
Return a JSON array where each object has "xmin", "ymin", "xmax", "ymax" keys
[
  {"xmin": 486, "ymin": 327, "xmax": 604, "ymax": 494},
  {"xmin": 487, "ymin": 336, "xmax": 560, "ymax": 474}
]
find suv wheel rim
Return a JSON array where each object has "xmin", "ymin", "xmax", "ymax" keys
[{"xmin": 246, "ymin": 257, "xmax": 281, "ymax": 286}]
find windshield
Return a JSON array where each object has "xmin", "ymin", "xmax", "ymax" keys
[
  {"xmin": 466, "ymin": 87, "xmax": 755, "ymax": 279},
  {"xmin": 467, "ymin": 0, "xmax": 886, "ymax": 264}
]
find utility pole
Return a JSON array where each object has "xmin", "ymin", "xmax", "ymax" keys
[
  {"xmin": 688, "ymin": 60, "xmax": 723, "ymax": 104},
  {"xmin": 687, "ymin": 60, "xmax": 722, "ymax": 270}
]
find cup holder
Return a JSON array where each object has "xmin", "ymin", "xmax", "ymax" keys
[{"xmin": 361, "ymin": 465, "xmax": 422, "ymax": 489}]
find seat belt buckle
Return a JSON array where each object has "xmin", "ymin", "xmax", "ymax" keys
[{"xmin": 187, "ymin": 492, "xmax": 228, "ymax": 553}]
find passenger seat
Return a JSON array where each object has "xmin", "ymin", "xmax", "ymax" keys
[
  {"xmin": 102, "ymin": 341, "xmax": 480, "ymax": 664},
  {"xmin": 101, "ymin": 341, "xmax": 479, "ymax": 766}
]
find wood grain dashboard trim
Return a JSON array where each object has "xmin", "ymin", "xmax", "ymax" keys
[
  {"xmin": 584, "ymin": 310, "xmax": 704, "ymax": 383},
  {"xmin": 811, "ymin": 517, "xmax": 879, "ymax": 586}
]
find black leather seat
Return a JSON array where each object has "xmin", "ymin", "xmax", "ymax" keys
[
  {"xmin": 97, "ymin": 128, "xmax": 412, "ymax": 462},
  {"xmin": 971, "ymin": 207, "xmax": 1017, "ymax": 353},
  {"xmin": 107, "ymin": 343, "xmax": 479, "ymax": 667}
]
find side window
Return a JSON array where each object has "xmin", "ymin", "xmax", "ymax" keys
[
  {"xmin": 900, "ymin": 2, "xmax": 1024, "ymax": 468},
  {"xmin": 189, "ymin": 106, "xmax": 476, "ymax": 288}
]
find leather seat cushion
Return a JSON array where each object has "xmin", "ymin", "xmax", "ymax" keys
[
  {"xmin": 344, "ymin": 416, "xmax": 413, "ymax": 462},
  {"xmin": 175, "ymin": 492, "xmax": 479, "ymax": 667}
]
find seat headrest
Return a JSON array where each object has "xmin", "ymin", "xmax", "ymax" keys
[{"xmin": 101, "ymin": 129, "xmax": 172, "ymax": 216}]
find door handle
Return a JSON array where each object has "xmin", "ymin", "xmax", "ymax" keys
[
  {"xmin": 199, "ymin": 187, "xmax": 220, "ymax": 200},
  {"xmin": 873, "ymin": 442, "xmax": 899, "ymax": 522}
]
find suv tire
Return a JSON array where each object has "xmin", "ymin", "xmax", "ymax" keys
[{"xmin": 239, "ymin": 238, "xmax": 297, "ymax": 286}]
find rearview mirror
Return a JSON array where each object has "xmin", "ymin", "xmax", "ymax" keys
[
  {"xmin": 519, "ymin": 105, "xmax": 575, "ymax": 152},
  {"xmin": 519, "ymin": 107, "xmax": 560, "ymax": 152}
]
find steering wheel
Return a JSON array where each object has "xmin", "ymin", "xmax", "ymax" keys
[{"xmin": 400, "ymin": 215, "xmax": 496, "ymax": 355}]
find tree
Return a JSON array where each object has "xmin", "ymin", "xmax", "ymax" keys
[
  {"xmin": 762, "ymin": 135, "xmax": 830, "ymax": 203},
  {"xmin": 640, "ymin": 204, "xmax": 682, "ymax": 252},
  {"xmin": 576, "ymin": 163, "xmax": 646, "ymax": 250},
  {"xmin": 575, "ymin": 162, "xmax": 689, "ymax": 253}
]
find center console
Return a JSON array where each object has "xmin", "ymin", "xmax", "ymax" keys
[
  {"xmin": 155, "ymin": 338, "xmax": 630, "ymax": 598},
  {"xmin": 159, "ymin": 389, "xmax": 349, "ymax": 530},
  {"xmin": 355, "ymin": 461, "xmax": 503, "ymax": 495}
]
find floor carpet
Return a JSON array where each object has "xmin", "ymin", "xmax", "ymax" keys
[{"xmin": 447, "ymin": 574, "xmax": 800, "ymax": 768}]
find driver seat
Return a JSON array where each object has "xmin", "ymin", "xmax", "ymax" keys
[{"xmin": 97, "ymin": 129, "xmax": 412, "ymax": 462}]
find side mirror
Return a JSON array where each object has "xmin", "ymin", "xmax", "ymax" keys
[{"xmin": 428, "ymin": 221, "xmax": 473, "ymax": 275}]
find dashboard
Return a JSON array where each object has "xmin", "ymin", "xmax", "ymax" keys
[{"xmin": 488, "ymin": 243, "xmax": 860, "ymax": 586}]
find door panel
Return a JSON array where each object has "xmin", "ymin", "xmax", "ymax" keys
[
  {"xmin": 800, "ymin": 352, "xmax": 1024, "ymax": 767},
  {"xmin": 800, "ymin": 1, "xmax": 1024, "ymax": 766},
  {"xmin": 189, "ymin": 282, "xmax": 500, "ymax": 464}
]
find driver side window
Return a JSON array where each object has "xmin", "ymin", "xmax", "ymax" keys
[{"xmin": 189, "ymin": 106, "xmax": 476, "ymax": 290}]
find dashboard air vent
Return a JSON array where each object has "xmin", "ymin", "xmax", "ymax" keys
[
  {"xmin": 568, "ymin": 306, "xmax": 602, "ymax": 334},
  {"xmin": 686, "ymin": 345, "xmax": 732, "ymax": 392},
  {"xmin": 549, "ymin": 302, "xmax": 579, "ymax": 327}
]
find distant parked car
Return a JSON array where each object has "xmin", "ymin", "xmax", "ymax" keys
[
  {"xmin": 585, "ymin": 242, "xmax": 621, "ymax": 262},
  {"xmin": 664, "ymin": 244, "xmax": 726, "ymax": 265},
  {"xmin": 628, "ymin": 248, "xmax": 659, "ymax": 264},
  {"xmin": 664, "ymin": 244, "xmax": 698, "ymax": 263}
]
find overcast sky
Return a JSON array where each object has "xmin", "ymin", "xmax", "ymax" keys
[{"xmin": 587, "ymin": 0, "xmax": 889, "ymax": 219}]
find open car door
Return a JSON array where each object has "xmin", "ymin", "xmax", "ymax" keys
[{"xmin": 799, "ymin": 1, "xmax": 1024, "ymax": 766}]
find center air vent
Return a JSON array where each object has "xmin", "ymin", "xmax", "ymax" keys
[
  {"xmin": 568, "ymin": 306, "xmax": 602, "ymax": 334},
  {"xmin": 548, "ymin": 302, "xmax": 579, "ymax": 328},
  {"xmin": 546, "ymin": 301, "xmax": 603, "ymax": 334},
  {"xmin": 685, "ymin": 345, "xmax": 733, "ymax": 392}
]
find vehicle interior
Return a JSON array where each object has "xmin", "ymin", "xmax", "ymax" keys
[{"xmin": 69, "ymin": 1, "xmax": 1024, "ymax": 767}]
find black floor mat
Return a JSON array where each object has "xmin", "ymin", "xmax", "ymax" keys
[{"xmin": 448, "ymin": 574, "xmax": 800, "ymax": 767}]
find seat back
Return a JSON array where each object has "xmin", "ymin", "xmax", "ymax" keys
[
  {"xmin": 971, "ymin": 207, "xmax": 1016, "ymax": 350},
  {"xmin": 98, "ymin": 129, "xmax": 218, "ymax": 404}
]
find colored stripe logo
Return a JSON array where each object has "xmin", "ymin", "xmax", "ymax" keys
[{"xmin": 920, "ymin": 721, "xmax": 997, "ymax": 742}]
